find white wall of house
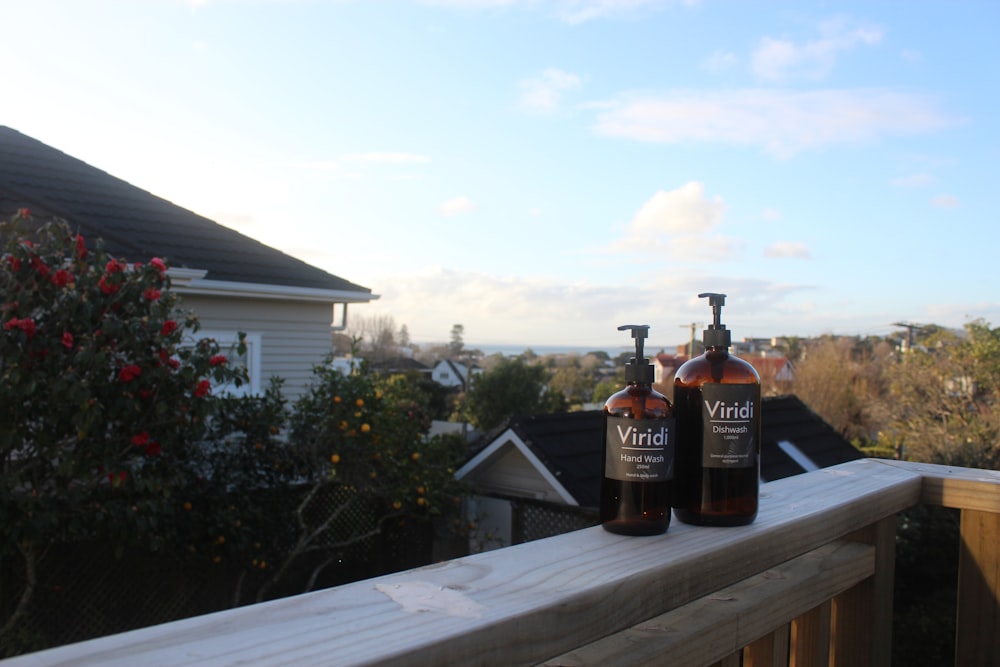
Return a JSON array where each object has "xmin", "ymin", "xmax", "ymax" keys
[
  {"xmin": 431, "ymin": 360, "xmax": 466, "ymax": 388},
  {"xmin": 465, "ymin": 494, "xmax": 512, "ymax": 553},
  {"xmin": 177, "ymin": 293, "xmax": 336, "ymax": 403}
]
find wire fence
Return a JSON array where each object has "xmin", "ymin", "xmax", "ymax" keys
[
  {"xmin": 510, "ymin": 497, "xmax": 599, "ymax": 544},
  {"xmin": 1, "ymin": 484, "xmax": 436, "ymax": 657}
]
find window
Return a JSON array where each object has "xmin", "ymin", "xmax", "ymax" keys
[{"xmin": 183, "ymin": 331, "xmax": 262, "ymax": 397}]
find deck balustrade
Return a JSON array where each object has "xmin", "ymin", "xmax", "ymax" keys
[{"xmin": 3, "ymin": 458, "xmax": 999, "ymax": 666}]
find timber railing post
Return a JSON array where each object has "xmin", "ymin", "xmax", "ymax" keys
[
  {"xmin": 956, "ymin": 508, "xmax": 1000, "ymax": 664},
  {"xmin": 829, "ymin": 515, "xmax": 896, "ymax": 667}
]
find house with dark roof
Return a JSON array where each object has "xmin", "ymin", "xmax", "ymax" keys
[
  {"xmin": 430, "ymin": 359, "xmax": 480, "ymax": 390},
  {"xmin": 455, "ymin": 394, "xmax": 863, "ymax": 551},
  {"xmin": 0, "ymin": 127, "xmax": 377, "ymax": 400}
]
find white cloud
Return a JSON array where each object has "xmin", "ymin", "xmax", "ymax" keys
[
  {"xmin": 417, "ymin": 0, "xmax": 694, "ymax": 23},
  {"xmin": 519, "ymin": 67, "xmax": 582, "ymax": 113},
  {"xmin": 360, "ymin": 267, "xmax": 821, "ymax": 348},
  {"xmin": 629, "ymin": 182, "xmax": 724, "ymax": 236},
  {"xmin": 593, "ymin": 88, "xmax": 959, "ymax": 158},
  {"xmin": 761, "ymin": 208, "xmax": 782, "ymax": 221},
  {"xmin": 764, "ymin": 241, "xmax": 811, "ymax": 259},
  {"xmin": 613, "ymin": 182, "xmax": 733, "ymax": 260},
  {"xmin": 889, "ymin": 172, "xmax": 934, "ymax": 188},
  {"xmin": 931, "ymin": 194, "xmax": 959, "ymax": 208},
  {"xmin": 751, "ymin": 18, "xmax": 883, "ymax": 81},
  {"xmin": 440, "ymin": 195, "xmax": 476, "ymax": 216},
  {"xmin": 343, "ymin": 152, "xmax": 431, "ymax": 164},
  {"xmin": 553, "ymin": 0, "xmax": 674, "ymax": 24},
  {"xmin": 701, "ymin": 51, "xmax": 738, "ymax": 73}
]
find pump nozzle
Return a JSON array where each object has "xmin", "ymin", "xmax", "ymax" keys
[
  {"xmin": 698, "ymin": 292, "xmax": 732, "ymax": 349},
  {"xmin": 617, "ymin": 324, "xmax": 654, "ymax": 384}
]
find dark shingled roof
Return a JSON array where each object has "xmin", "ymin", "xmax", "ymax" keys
[
  {"xmin": 0, "ymin": 126, "xmax": 371, "ymax": 294},
  {"xmin": 471, "ymin": 394, "xmax": 862, "ymax": 508},
  {"xmin": 759, "ymin": 394, "xmax": 865, "ymax": 481}
]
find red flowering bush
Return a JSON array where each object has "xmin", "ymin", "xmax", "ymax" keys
[
  {"xmin": 0, "ymin": 212, "xmax": 247, "ymax": 642},
  {"xmin": 0, "ymin": 212, "xmax": 464, "ymax": 648}
]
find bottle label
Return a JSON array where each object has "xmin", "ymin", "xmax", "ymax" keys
[
  {"xmin": 604, "ymin": 416, "xmax": 675, "ymax": 482},
  {"xmin": 700, "ymin": 383, "xmax": 758, "ymax": 469}
]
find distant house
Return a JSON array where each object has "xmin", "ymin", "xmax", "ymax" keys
[
  {"xmin": 653, "ymin": 352, "xmax": 689, "ymax": 385},
  {"xmin": 745, "ymin": 356, "xmax": 795, "ymax": 395},
  {"xmin": 431, "ymin": 359, "xmax": 480, "ymax": 389},
  {"xmin": 455, "ymin": 395, "xmax": 863, "ymax": 551},
  {"xmin": 0, "ymin": 127, "xmax": 377, "ymax": 401}
]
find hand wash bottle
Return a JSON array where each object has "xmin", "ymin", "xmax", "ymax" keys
[
  {"xmin": 673, "ymin": 293, "xmax": 761, "ymax": 526},
  {"xmin": 601, "ymin": 324, "xmax": 675, "ymax": 536}
]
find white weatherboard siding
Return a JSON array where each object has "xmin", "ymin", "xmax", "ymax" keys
[{"xmin": 177, "ymin": 294, "xmax": 336, "ymax": 402}]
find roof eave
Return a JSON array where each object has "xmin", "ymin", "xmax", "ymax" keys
[{"xmin": 172, "ymin": 277, "xmax": 380, "ymax": 304}]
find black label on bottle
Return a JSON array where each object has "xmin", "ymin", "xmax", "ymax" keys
[
  {"xmin": 700, "ymin": 384, "xmax": 758, "ymax": 469},
  {"xmin": 604, "ymin": 416, "xmax": 675, "ymax": 482}
]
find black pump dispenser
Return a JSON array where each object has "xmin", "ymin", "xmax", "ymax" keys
[
  {"xmin": 699, "ymin": 292, "xmax": 732, "ymax": 349},
  {"xmin": 618, "ymin": 324, "xmax": 654, "ymax": 384}
]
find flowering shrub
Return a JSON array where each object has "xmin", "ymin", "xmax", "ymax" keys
[
  {"xmin": 0, "ymin": 212, "xmax": 247, "ymax": 641},
  {"xmin": 0, "ymin": 212, "xmax": 465, "ymax": 649}
]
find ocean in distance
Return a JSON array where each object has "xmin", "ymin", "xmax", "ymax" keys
[{"xmin": 470, "ymin": 343, "xmax": 633, "ymax": 358}]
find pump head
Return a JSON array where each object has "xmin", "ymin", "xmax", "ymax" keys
[
  {"xmin": 698, "ymin": 292, "xmax": 732, "ymax": 349},
  {"xmin": 617, "ymin": 324, "xmax": 654, "ymax": 384}
]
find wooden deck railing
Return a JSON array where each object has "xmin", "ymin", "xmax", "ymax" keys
[{"xmin": 3, "ymin": 458, "xmax": 999, "ymax": 667}]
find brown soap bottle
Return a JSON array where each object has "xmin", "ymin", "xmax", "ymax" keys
[
  {"xmin": 601, "ymin": 324, "xmax": 674, "ymax": 536},
  {"xmin": 673, "ymin": 293, "xmax": 761, "ymax": 526}
]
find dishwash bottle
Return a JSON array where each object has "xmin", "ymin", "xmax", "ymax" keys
[{"xmin": 673, "ymin": 293, "xmax": 761, "ymax": 526}]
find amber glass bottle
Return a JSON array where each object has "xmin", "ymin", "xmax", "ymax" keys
[
  {"xmin": 601, "ymin": 325, "xmax": 674, "ymax": 536},
  {"xmin": 673, "ymin": 294, "xmax": 761, "ymax": 526}
]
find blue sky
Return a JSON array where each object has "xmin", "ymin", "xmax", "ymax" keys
[{"xmin": 2, "ymin": 0, "xmax": 997, "ymax": 350}]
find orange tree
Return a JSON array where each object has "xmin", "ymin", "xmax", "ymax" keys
[
  {"xmin": 0, "ymin": 212, "xmax": 247, "ymax": 649},
  {"xmin": 262, "ymin": 363, "xmax": 466, "ymax": 601}
]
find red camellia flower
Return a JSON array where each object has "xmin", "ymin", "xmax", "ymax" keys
[
  {"xmin": 98, "ymin": 275, "xmax": 120, "ymax": 295},
  {"xmin": 7, "ymin": 256, "xmax": 20, "ymax": 271},
  {"xmin": 131, "ymin": 432, "xmax": 150, "ymax": 446},
  {"xmin": 62, "ymin": 332, "xmax": 74, "ymax": 349},
  {"xmin": 5, "ymin": 317, "xmax": 37, "ymax": 340},
  {"xmin": 16, "ymin": 208, "xmax": 30, "ymax": 217},
  {"xmin": 160, "ymin": 320, "xmax": 178, "ymax": 336},
  {"xmin": 194, "ymin": 379, "xmax": 211, "ymax": 398},
  {"xmin": 209, "ymin": 355, "xmax": 227, "ymax": 367},
  {"xmin": 105, "ymin": 259, "xmax": 125, "ymax": 274},
  {"xmin": 118, "ymin": 365, "xmax": 142, "ymax": 382},
  {"xmin": 30, "ymin": 256, "xmax": 50, "ymax": 278},
  {"xmin": 51, "ymin": 269, "xmax": 72, "ymax": 287},
  {"xmin": 143, "ymin": 288, "xmax": 162, "ymax": 301},
  {"xmin": 75, "ymin": 234, "xmax": 87, "ymax": 260},
  {"xmin": 145, "ymin": 441, "xmax": 162, "ymax": 457},
  {"xmin": 150, "ymin": 257, "xmax": 166, "ymax": 273}
]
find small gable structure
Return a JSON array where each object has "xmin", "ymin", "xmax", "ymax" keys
[
  {"xmin": 431, "ymin": 359, "xmax": 479, "ymax": 389},
  {"xmin": 0, "ymin": 127, "xmax": 377, "ymax": 401}
]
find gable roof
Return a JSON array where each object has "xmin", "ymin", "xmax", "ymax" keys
[
  {"xmin": 0, "ymin": 126, "xmax": 372, "ymax": 296},
  {"xmin": 746, "ymin": 356, "xmax": 794, "ymax": 382},
  {"xmin": 759, "ymin": 394, "xmax": 863, "ymax": 481},
  {"xmin": 457, "ymin": 394, "xmax": 862, "ymax": 508}
]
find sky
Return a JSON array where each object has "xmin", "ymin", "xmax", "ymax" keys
[{"xmin": 2, "ymin": 0, "xmax": 998, "ymax": 351}]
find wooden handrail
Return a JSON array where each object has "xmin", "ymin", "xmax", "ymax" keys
[{"xmin": 2, "ymin": 459, "xmax": 998, "ymax": 667}]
